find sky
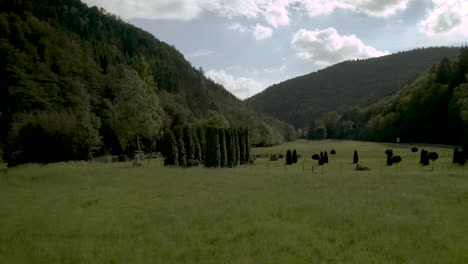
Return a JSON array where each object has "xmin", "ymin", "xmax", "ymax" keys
[{"xmin": 81, "ymin": 0, "xmax": 468, "ymax": 99}]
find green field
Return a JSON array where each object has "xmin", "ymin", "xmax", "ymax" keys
[{"xmin": 0, "ymin": 140, "xmax": 467, "ymax": 263}]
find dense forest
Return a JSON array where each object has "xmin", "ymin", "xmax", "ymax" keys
[
  {"xmin": 247, "ymin": 47, "xmax": 460, "ymax": 128},
  {"xmin": 0, "ymin": 0, "xmax": 295, "ymax": 166},
  {"xmin": 306, "ymin": 48, "xmax": 468, "ymax": 151}
]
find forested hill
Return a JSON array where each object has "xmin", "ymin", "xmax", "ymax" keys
[
  {"xmin": 348, "ymin": 47, "xmax": 468, "ymax": 149},
  {"xmin": 246, "ymin": 47, "xmax": 460, "ymax": 128},
  {"xmin": 0, "ymin": 0, "xmax": 295, "ymax": 166}
]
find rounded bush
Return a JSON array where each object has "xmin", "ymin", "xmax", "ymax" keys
[
  {"xmin": 312, "ymin": 154, "xmax": 320, "ymax": 160},
  {"xmin": 411, "ymin": 147, "xmax": 418, "ymax": 153},
  {"xmin": 428, "ymin": 152, "xmax": 439, "ymax": 161},
  {"xmin": 391, "ymin": 155, "xmax": 402, "ymax": 164},
  {"xmin": 385, "ymin": 149, "xmax": 393, "ymax": 157},
  {"xmin": 330, "ymin": 150, "xmax": 336, "ymax": 155}
]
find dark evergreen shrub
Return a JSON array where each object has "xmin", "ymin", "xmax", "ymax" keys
[
  {"xmin": 385, "ymin": 149, "xmax": 393, "ymax": 156},
  {"xmin": 320, "ymin": 152, "xmax": 324, "ymax": 160},
  {"xmin": 238, "ymin": 128, "xmax": 246, "ymax": 165},
  {"xmin": 420, "ymin": 150, "xmax": 430, "ymax": 166},
  {"xmin": 244, "ymin": 128, "xmax": 251, "ymax": 164},
  {"xmin": 318, "ymin": 159, "xmax": 324, "ymax": 166},
  {"xmin": 234, "ymin": 129, "xmax": 240, "ymax": 166},
  {"xmin": 205, "ymin": 127, "xmax": 220, "ymax": 167},
  {"xmin": 173, "ymin": 126, "xmax": 187, "ymax": 167},
  {"xmin": 411, "ymin": 147, "xmax": 418, "ymax": 153},
  {"xmin": 160, "ymin": 128, "xmax": 178, "ymax": 166},
  {"xmin": 453, "ymin": 148, "xmax": 459, "ymax": 164},
  {"xmin": 292, "ymin": 150, "xmax": 298, "ymax": 163},
  {"xmin": 286, "ymin": 150, "xmax": 292, "ymax": 165},
  {"xmin": 386, "ymin": 155, "xmax": 393, "ymax": 166},
  {"xmin": 225, "ymin": 129, "xmax": 234, "ymax": 167},
  {"xmin": 312, "ymin": 154, "xmax": 320, "ymax": 160},
  {"xmin": 219, "ymin": 129, "xmax": 227, "ymax": 167},
  {"xmin": 353, "ymin": 150, "xmax": 359, "ymax": 164},
  {"xmin": 330, "ymin": 149, "xmax": 336, "ymax": 155},
  {"xmin": 182, "ymin": 125, "xmax": 194, "ymax": 163},
  {"xmin": 428, "ymin": 152, "xmax": 439, "ymax": 161},
  {"xmin": 391, "ymin": 155, "xmax": 402, "ymax": 164},
  {"xmin": 324, "ymin": 151, "xmax": 328, "ymax": 163}
]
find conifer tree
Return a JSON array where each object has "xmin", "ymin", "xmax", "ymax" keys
[
  {"xmin": 292, "ymin": 149, "xmax": 297, "ymax": 163},
  {"xmin": 244, "ymin": 128, "xmax": 251, "ymax": 164},
  {"xmin": 173, "ymin": 126, "xmax": 186, "ymax": 167},
  {"xmin": 286, "ymin": 150, "xmax": 292, "ymax": 165},
  {"xmin": 234, "ymin": 129, "xmax": 240, "ymax": 166},
  {"xmin": 324, "ymin": 151, "xmax": 328, "ymax": 163},
  {"xmin": 238, "ymin": 128, "xmax": 246, "ymax": 165},
  {"xmin": 353, "ymin": 150, "xmax": 359, "ymax": 164},
  {"xmin": 195, "ymin": 126, "xmax": 206, "ymax": 163},
  {"xmin": 160, "ymin": 128, "xmax": 178, "ymax": 166},
  {"xmin": 205, "ymin": 127, "xmax": 220, "ymax": 167},
  {"xmin": 219, "ymin": 128, "xmax": 227, "ymax": 167},
  {"xmin": 182, "ymin": 125, "xmax": 194, "ymax": 165},
  {"xmin": 225, "ymin": 129, "xmax": 234, "ymax": 167}
]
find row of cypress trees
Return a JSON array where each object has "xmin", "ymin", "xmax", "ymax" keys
[{"xmin": 160, "ymin": 125, "xmax": 250, "ymax": 167}]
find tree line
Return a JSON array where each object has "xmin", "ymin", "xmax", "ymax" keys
[{"xmin": 160, "ymin": 125, "xmax": 251, "ymax": 168}]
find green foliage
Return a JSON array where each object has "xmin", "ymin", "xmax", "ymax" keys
[
  {"xmin": 182, "ymin": 125, "xmax": 194, "ymax": 163},
  {"xmin": 234, "ymin": 129, "xmax": 240, "ymax": 166},
  {"xmin": 0, "ymin": 0, "xmax": 290, "ymax": 165},
  {"xmin": 107, "ymin": 65, "xmax": 162, "ymax": 150},
  {"xmin": 292, "ymin": 149, "xmax": 297, "ymax": 163},
  {"xmin": 160, "ymin": 128, "xmax": 178, "ymax": 166},
  {"xmin": 205, "ymin": 127, "xmax": 220, "ymax": 167},
  {"xmin": 244, "ymin": 128, "xmax": 251, "ymax": 164},
  {"xmin": 238, "ymin": 128, "xmax": 246, "ymax": 165},
  {"xmin": 219, "ymin": 128, "xmax": 227, "ymax": 167},
  {"xmin": 173, "ymin": 126, "xmax": 186, "ymax": 167},
  {"xmin": 345, "ymin": 48, "xmax": 468, "ymax": 146}
]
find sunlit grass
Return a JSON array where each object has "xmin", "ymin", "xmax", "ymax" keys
[{"xmin": 0, "ymin": 140, "xmax": 467, "ymax": 263}]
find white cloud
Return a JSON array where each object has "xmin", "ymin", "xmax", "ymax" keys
[
  {"xmin": 291, "ymin": 28, "xmax": 389, "ymax": 65},
  {"xmin": 265, "ymin": 0, "xmax": 290, "ymax": 28},
  {"xmin": 252, "ymin": 23, "xmax": 273, "ymax": 40},
  {"xmin": 205, "ymin": 69, "xmax": 269, "ymax": 99},
  {"xmin": 419, "ymin": 0, "xmax": 468, "ymax": 36},
  {"xmin": 81, "ymin": 0, "xmax": 203, "ymax": 20},
  {"xmin": 82, "ymin": 0, "xmax": 263, "ymax": 20},
  {"xmin": 227, "ymin": 23, "xmax": 249, "ymax": 33},
  {"xmin": 300, "ymin": 0, "xmax": 410, "ymax": 17},
  {"xmin": 82, "ymin": 0, "xmax": 409, "ymax": 23}
]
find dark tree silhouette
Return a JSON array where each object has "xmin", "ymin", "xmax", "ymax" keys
[
  {"xmin": 312, "ymin": 154, "xmax": 320, "ymax": 160},
  {"xmin": 353, "ymin": 150, "xmax": 359, "ymax": 164},
  {"xmin": 286, "ymin": 150, "xmax": 292, "ymax": 165},
  {"xmin": 420, "ymin": 149, "xmax": 430, "ymax": 166},
  {"xmin": 391, "ymin": 156, "xmax": 402, "ymax": 164},
  {"xmin": 411, "ymin": 147, "xmax": 418, "ymax": 153},
  {"xmin": 330, "ymin": 149, "xmax": 336, "ymax": 155},
  {"xmin": 292, "ymin": 150, "xmax": 298, "ymax": 163},
  {"xmin": 324, "ymin": 151, "xmax": 329, "ymax": 163}
]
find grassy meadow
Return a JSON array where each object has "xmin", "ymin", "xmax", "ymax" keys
[{"xmin": 0, "ymin": 140, "xmax": 467, "ymax": 263}]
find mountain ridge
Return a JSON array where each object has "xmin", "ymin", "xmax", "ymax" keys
[{"xmin": 246, "ymin": 47, "xmax": 460, "ymax": 128}]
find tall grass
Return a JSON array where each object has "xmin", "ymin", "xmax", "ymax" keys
[{"xmin": 0, "ymin": 140, "xmax": 467, "ymax": 263}]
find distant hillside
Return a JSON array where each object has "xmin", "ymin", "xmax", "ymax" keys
[
  {"xmin": 0, "ymin": 0, "xmax": 294, "ymax": 165},
  {"xmin": 348, "ymin": 47, "xmax": 468, "ymax": 148},
  {"xmin": 246, "ymin": 47, "xmax": 460, "ymax": 128}
]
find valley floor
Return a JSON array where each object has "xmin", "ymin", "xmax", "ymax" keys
[{"xmin": 0, "ymin": 140, "xmax": 467, "ymax": 263}]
